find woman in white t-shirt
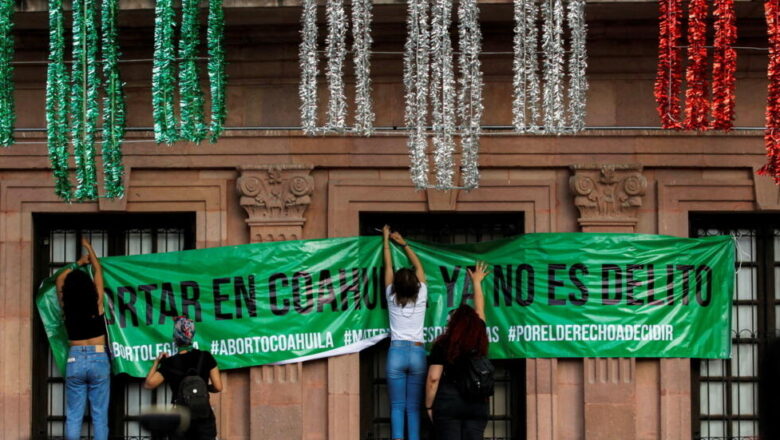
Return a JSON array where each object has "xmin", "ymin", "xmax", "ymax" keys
[{"xmin": 382, "ymin": 225, "xmax": 428, "ymax": 440}]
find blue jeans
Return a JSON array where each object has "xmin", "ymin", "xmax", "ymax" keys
[
  {"xmin": 65, "ymin": 346, "xmax": 110, "ymax": 440},
  {"xmin": 386, "ymin": 340, "xmax": 427, "ymax": 440}
]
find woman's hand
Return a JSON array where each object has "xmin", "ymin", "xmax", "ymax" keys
[
  {"xmin": 155, "ymin": 352, "xmax": 168, "ymax": 364},
  {"xmin": 81, "ymin": 237, "xmax": 93, "ymax": 250},
  {"xmin": 76, "ymin": 254, "xmax": 90, "ymax": 267},
  {"xmin": 382, "ymin": 225, "xmax": 391, "ymax": 242},
  {"xmin": 390, "ymin": 231, "xmax": 407, "ymax": 246},
  {"xmin": 468, "ymin": 261, "xmax": 490, "ymax": 283}
]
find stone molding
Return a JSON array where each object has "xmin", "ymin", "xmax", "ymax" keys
[
  {"xmin": 237, "ymin": 165, "xmax": 314, "ymax": 241},
  {"xmin": 569, "ymin": 164, "xmax": 647, "ymax": 229}
]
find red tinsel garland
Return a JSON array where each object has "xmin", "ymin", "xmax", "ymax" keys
[
  {"xmin": 683, "ymin": 0, "xmax": 709, "ymax": 130},
  {"xmin": 654, "ymin": 0, "xmax": 683, "ymax": 129},
  {"xmin": 710, "ymin": 0, "xmax": 737, "ymax": 130},
  {"xmin": 760, "ymin": 0, "xmax": 780, "ymax": 183}
]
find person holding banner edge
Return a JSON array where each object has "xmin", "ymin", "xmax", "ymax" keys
[
  {"xmin": 383, "ymin": 225, "xmax": 428, "ymax": 440},
  {"xmin": 425, "ymin": 261, "xmax": 491, "ymax": 440},
  {"xmin": 54, "ymin": 238, "xmax": 111, "ymax": 440}
]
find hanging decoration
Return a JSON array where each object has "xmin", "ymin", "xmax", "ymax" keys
[
  {"xmin": 299, "ymin": 0, "xmax": 319, "ymax": 135},
  {"xmin": 710, "ymin": 0, "xmax": 737, "ymax": 130},
  {"xmin": 101, "ymin": 0, "xmax": 126, "ymax": 199},
  {"xmin": 512, "ymin": 0, "xmax": 541, "ymax": 132},
  {"xmin": 683, "ymin": 0, "xmax": 708, "ymax": 130},
  {"xmin": 46, "ymin": 0, "xmax": 72, "ymax": 200},
  {"xmin": 207, "ymin": 0, "xmax": 227, "ymax": 142},
  {"xmin": 152, "ymin": 0, "xmax": 227, "ymax": 144},
  {"xmin": 429, "ymin": 0, "xmax": 456, "ymax": 187},
  {"xmin": 152, "ymin": 0, "xmax": 178, "ymax": 144},
  {"xmin": 654, "ymin": 0, "xmax": 683, "ymax": 129},
  {"xmin": 45, "ymin": 0, "xmax": 126, "ymax": 201},
  {"xmin": 760, "ymin": 0, "xmax": 780, "ymax": 183},
  {"xmin": 352, "ymin": 0, "xmax": 374, "ymax": 135},
  {"xmin": 654, "ymin": 0, "xmax": 737, "ymax": 131},
  {"xmin": 179, "ymin": 0, "xmax": 208, "ymax": 143},
  {"xmin": 325, "ymin": 0, "xmax": 348, "ymax": 130},
  {"xmin": 402, "ymin": 0, "xmax": 484, "ymax": 189},
  {"xmin": 567, "ymin": 0, "xmax": 588, "ymax": 133},
  {"xmin": 298, "ymin": 0, "xmax": 376, "ymax": 135},
  {"xmin": 0, "ymin": 0, "xmax": 14, "ymax": 147},
  {"xmin": 403, "ymin": 0, "xmax": 431, "ymax": 188},
  {"xmin": 70, "ymin": 0, "xmax": 101, "ymax": 200},
  {"xmin": 511, "ymin": 0, "xmax": 587, "ymax": 134},
  {"xmin": 542, "ymin": 0, "xmax": 565, "ymax": 133},
  {"xmin": 457, "ymin": 0, "xmax": 483, "ymax": 189}
]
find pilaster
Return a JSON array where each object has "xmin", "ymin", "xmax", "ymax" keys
[
  {"xmin": 570, "ymin": 164, "xmax": 647, "ymax": 440},
  {"xmin": 237, "ymin": 164, "xmax": 314, "ymax": 439}
]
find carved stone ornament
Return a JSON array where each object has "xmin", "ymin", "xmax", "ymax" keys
[
  {"xmin": 237, "ymin": 165, "xmax": 314, "ymax": 239},
  {"xmin": 569, "ymin": 164, "xmax": 647, "ymax": 228}
]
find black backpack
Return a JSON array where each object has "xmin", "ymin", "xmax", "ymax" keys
[
  {"xmin": 172, "ymin": 352, "xmax": 211, "ymax": 419},
  {"xmin": 457, "ymin": 353, "xmax": 496, "ymax": 400}
]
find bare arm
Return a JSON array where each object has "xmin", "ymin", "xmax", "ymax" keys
[
  {"xmin": 383, "ymin": 225, "xmax": 393, "ymax": 288},
  {"xmin": 144, "ymin": 352, "xmax": 168, "ymax": 390},
  {"xmin": 82, "ymin": 238, "xmax": 105, "ymax": 314},
  {"xmin": 467, "ymin": 261, "xmax": 489, "ymax": 321},
  {"xmin": 425, "ymin": 364, "xmax": 443, "ymax": 420},
  {"xmin": 209, "ymin": 367, "xmax": 223, "ymax": 392},
  {"xmin": 390, "ymin": 232, "xmax": 426, "ymax": 283}
]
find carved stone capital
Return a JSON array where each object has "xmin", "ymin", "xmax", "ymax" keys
[
  {"xmin": 237, "ymin": 164, "xmax": 314, "ymax": 242},
  {"xmin": 569, "ymin": 164, "xmax": 647, "ymax": 231}
]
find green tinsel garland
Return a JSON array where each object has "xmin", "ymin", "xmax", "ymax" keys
[
  {"xmin": 46, "ymin": 0, "xmax": 72, "ymax": 200},
  {"xmin": 101, "ymin": 0, "xmax": 125, "ymax": 198},
  {"xmin": 0, "ymin": 0, "xmax": 15, "ymax": 147},
  {"xmin": 178, "ymin": 0, "xmax": 207, "ymax": 143},
  {"xmin": 71, "ymin": 0, "xmax": 100, "ymax": 200},
  {"xmin": 152, "ymin": 0, "xmax": 178, "ymax": 144},
  {"xmin": 207, "ymin": 0, "xmax": 226, "ymax": 143}
]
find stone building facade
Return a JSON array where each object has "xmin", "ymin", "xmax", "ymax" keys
[{"xmin": 0, "ymin": 1, "xmax": 777, "ymax": 439}]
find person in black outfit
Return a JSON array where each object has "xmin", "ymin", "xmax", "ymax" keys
[
  {"xmin": 425, "ymin": 261, "xmax": 490, "ymax": 440},
  {"xmin": 144, "ymin": 316, "xmax": 223, "ymax": 440}
]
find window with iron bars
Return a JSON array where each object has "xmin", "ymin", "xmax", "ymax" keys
[
  {"xmin": 358, "ymin": 212, "xmax": 526, "ymax": 440},
  {"xmin": 691, "ymin": 214, "xmax": 780, "ymax": 440},
  {"xmin": 32, "ymin": 213, "xmax": 195, "ymax": 440}
]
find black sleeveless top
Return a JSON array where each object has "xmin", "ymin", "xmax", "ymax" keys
[{"xmin": 65, "ymin": 313, "xmax": 106, "ymax": 341}]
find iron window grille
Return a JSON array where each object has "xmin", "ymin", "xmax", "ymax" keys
[
  {"xmin": 358, "ymin": 212, "xmax": 525, "ymax": 440},
  {"xmin": 32, "ymin": 213, "xmax": 195, "ymax": 440}
]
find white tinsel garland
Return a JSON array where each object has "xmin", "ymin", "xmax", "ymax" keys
[
  {"xmin": 352, "ymin": 0, "xmax": 374, "ymax": 135},
  {"xmin": 512, "ymin": 0, "xmax": 542, "ymax": 133},
  {"xmin": 430, "ymin": 0, "xmax": 456, "ymax": 188},
  {"xmin": 542, "ymin": 0, "xmax": 565, "ymax": 133},
  {"xmin": 325, "ymin": 0, "xmax": 348, "ymax": 130},
  {"xmin": 457, "ymin": 0, "xmax": 483, "ymax": 189},
  {"xmin": 404, "ymin": 0, "xmax": 431, "ymax": 188},
  {"xmin": 567, "ymin": 0, "xmax": 588, "ymax": 132},
  {"xmin": 299, "ymin": 0, "xmax": 318, "ymax": 135}
]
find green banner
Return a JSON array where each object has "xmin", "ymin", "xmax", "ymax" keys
[{"xmin": 37, "ymin": 233, "xmax": 733, "ymax": 377}]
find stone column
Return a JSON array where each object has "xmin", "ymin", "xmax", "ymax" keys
[
  {"xmin": 569, "ymin": 164, "xmax": 647, "ymax": 440},
  {"xmin": 237, "ymin": 165, "xmax": 315, "ymax": 439}
]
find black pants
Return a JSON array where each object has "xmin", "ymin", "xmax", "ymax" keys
[
  {"xmin": 170, "ymin": 411, "xmax": 217, "ymax": 440},
  {"xmin": 432, "ymin": 383, "xmax": 488, "ymax": 440}
]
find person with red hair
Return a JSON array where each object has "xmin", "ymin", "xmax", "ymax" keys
[{"xmin": 424, "ymin": 261, "xmax": 490, "ymax": 439}]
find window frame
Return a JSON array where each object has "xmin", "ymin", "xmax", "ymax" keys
[
  {"xmin": 32, "ymin": 213, "xmax": 196, "ymax": 440},
  {"xmin": 358, "ymin": 211, "xmax": 526, "ymax": 440},
  {"xmin": 689, "ymin": 213, "xmax": 779, "ymax": 440}
]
